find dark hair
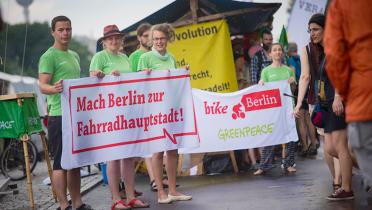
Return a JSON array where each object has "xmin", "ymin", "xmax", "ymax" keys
[
  {"xmin": 51, "ymin": 16, "xmax": 71, "ymax": 31},
  {"xmin": 308, "ymin": 13, "xmax": 325, "ymax": 28},
  {"xmin": 260, "ymin": 28, "xmax": 272, "ymax": 38},
  {"xmin": 136, "ymin": 23, "xmax": 151, "ymax": 36},
  {"xmin": 269, "ymin": 43, "xmax": 283, "ymax": 52}
]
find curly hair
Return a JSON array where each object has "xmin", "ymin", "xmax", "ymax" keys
[{"xmin": 150, "ymin": 23, "xmax": 175, "ymax": 43}]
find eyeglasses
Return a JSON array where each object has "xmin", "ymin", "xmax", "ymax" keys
[
  {"xmin": 142, "ymin": 34, "xmax": 149, "ymax": 38},
  {"xmin": 307, "ymin": 28, "xmax": 322, "ymax": 33},
  {"xmin": 153, "ymin": 37, "xmax": 167, "ymax": 42}
]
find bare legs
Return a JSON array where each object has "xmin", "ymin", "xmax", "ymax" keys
[
  {"xmin": 297, "ymin": 109, "xmax": 317, "ymax": 152},
  {"xmin": 152, "ymin": 150, "xmax": 190, "ymax": 201},
  {"xmin": 107, "ymin": 160, "xmax": 124, "ymax": 206},
  {"xmin": 121, "ymin": 158, "xmax": 135, "ymax": 201},
  {"xmin": 53, "ymin": 168, "xmax": 83, "ymax": 210},
  {"xmin": 324, "ymin": 129, "xmax": 353, "ymax": 192}
]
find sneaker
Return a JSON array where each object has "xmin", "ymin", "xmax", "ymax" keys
[
  {"xmin": 332, "ymin": 183, "xmax": 342, "ymax": 192},
  {"xmin": 326, "ymin": 188, "xmax": 354, "ymax": 201}
]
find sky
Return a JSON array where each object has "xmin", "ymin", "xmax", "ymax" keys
[{"xmin": 1, "ymin": 0, "xmax": 288, "ymax": 40}]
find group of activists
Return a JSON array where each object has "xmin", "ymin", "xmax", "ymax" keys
[
  {"xmin": 37, "ymin": 0, "xmax": 372, "ymax": 208},
  {"xmin": 39, "ymin": 15, "xmax": 190, "ymax": 210}
]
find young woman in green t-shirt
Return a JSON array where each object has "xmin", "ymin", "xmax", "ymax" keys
[
  {"xmin": 137, "ymin": 23, "xmax": 192, "ymax": 204},
  {"xmin": 90, "ymin": 25, "xmax": 149, "ymax": 210},
  {"xmin": 258, "ymin": 43, "xmax": 295, "ymax": 85},
  {"xmin": 255, "ymin": 43, "xmax": 297, "ymax": 176},
  {"xmin": 137, "ymin": 24, "xmax": 177, "ymax": 72}
]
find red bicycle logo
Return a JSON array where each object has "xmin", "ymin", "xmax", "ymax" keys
[{"xmin": 231, "ymin": 103, "xmax": 246, "ymax": 120}]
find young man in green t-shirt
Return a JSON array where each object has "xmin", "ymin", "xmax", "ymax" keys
[
  {"xmin": 129, "ymin": 23, "xmax": 152, "ymax": 71},
  {"xmin": 38, "ymin": 16, "xmax": 92, "ymax": 210}
]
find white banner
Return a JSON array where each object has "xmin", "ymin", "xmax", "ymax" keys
[
  {"xmin": 287, "ymin": 0, "xmax": 327, "ymax": 50},
  {"xmin": 61, "ymin": 69, "xmax": 199, "ymax": 169},
  {"xmin": 180, "ymin": 81, "xmax": 298, "ymax": 154}
]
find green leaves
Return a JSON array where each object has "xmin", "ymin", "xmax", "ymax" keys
[{"xmin": 0, "ymin": 22, "xmax": 92, "ymax": 78}]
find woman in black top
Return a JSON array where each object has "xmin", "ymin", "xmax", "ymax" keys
[{"xmin": 293, "ymin": 14, "xmax": 354, "ymax": 200}]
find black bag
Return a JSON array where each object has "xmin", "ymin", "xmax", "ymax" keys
[{"xmin": 203, "ymin": 154, "xmax": 233, "ymax": 174}]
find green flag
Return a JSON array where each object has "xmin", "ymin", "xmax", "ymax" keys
[
  {"xmin": 279, "ymin": 25, "xmax": 289, "ymax": 64},
  {"xmin": 279, "ymin": 25, "xmax": 288, "ymax": 53}
]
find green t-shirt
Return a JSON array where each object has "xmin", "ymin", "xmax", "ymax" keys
[
  {"xmin": 260, "ymin": 65, "xmax": 295, "ymax": 83},
  {"xmin": 89, "ymin": 50, "xmax": 132, "ymax": 75},
  {"xmin": 129, "ymin": 49, "xmax": 146, "ymax": 71},
  {"xmin": 137, "ymin": 51, "xmax": 177, "ymax": 71},
  {"xmin": 39, "ymin": 47, "xmax": 81, "ymax": 116}
]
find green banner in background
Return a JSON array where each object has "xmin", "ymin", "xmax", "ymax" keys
[
  {"xmin": 22, "ymin": 97, "xmax": 42, "ymax": 135},
  {"xmin": 0, "ymin": 97, "xmax": 42, "ymax": 138},
  {"xmin": 0, "ymin": 100, "xmax": 26, "ymax": 138}
]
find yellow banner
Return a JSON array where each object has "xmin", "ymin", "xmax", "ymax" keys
[{"xmin": 168, "ymin": 20, "xmax": 238, "ymax": 93}]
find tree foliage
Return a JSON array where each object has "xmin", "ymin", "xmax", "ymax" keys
[{"xmin": 0, "ymin": 22, "xmax": 92, "ymax": 78}]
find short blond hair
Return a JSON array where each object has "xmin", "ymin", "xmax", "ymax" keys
[{"xmin": 150, "ymin": 23, "xmax": 175, "ymax": 43}]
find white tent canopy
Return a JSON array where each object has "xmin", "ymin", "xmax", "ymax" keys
[{"xmin": 0, "ymin": 72, "xmax": 47, "ymax": 116}]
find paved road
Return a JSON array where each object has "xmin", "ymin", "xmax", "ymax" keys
[
  {"xmin": 0, "ymin": 164, "xmax": 101, "ymax": 210},
  {"xmin": 84, "ymin": 158, "xmax": 372, "ymax": 210}
]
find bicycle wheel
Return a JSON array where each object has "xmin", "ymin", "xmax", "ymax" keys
[{"xmin": 0, "ymin": 140, "xmax": 38, "ymax": 181}]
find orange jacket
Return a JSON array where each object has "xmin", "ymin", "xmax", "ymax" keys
[{"xmin": 324, "ymin": 0, "xmax": 372, "ymax": 122}]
